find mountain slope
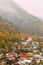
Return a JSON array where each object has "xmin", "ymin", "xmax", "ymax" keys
[
  {"xmin": 0, "ymin": 0, "xmax": 43, "ymax": 35},
  {"xmin": 0, "ymin": 17, "xmax": 21, "ymax": 43},
  {"xmin": 0, "ymin": 17, "xmax": 28, "ymax": 48}
]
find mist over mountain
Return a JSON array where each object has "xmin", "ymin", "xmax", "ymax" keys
[{"xmin": 0, "ymin": 0, "xmax": 43, "ymax": 35}]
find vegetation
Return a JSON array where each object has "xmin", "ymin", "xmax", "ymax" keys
[{"xmin": 0, "ymin": 17, "xmax": 28, "ymax": 48}]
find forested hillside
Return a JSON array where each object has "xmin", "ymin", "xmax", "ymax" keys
[{"xmin": 0, "ymin": 0, "xmax": 43, "ymax": 35}]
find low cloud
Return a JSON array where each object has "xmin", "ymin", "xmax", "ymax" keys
[{"xmin": 0, "ymin": 0, "xmax": 15, "ymax": 14}]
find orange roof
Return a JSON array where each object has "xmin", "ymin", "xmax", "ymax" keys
[{"xmin": 21, "ymin": 53, "xmax": 28, "ymax": 58}]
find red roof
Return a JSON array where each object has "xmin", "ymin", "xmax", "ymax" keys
[{"xmin": 21, "ymin": 53, "xmax": 28, "ymax": 58}]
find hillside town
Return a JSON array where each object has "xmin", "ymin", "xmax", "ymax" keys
[
  {"xmin": 0, "ymin": 0, "xmax": 43, "ymax": 65},
  {"xmin": 0, "ymin": 36, "xmax": 43, "ymax": 65}
]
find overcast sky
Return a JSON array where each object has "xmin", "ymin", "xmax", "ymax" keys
[
  {"xmin": 0, "ymin": 0, "xmax": 43, "ymax": 20},
  {"xmin": 14, "ymin": 0, "xmax": 43, "ymax": 20}
]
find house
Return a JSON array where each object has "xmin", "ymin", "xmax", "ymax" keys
[
  {"xmin": 17, "ymin": 59, "xmax": 32, "ymax": 65},
  {"xmin": 26, "ymin": 37, "xmax": 32, "ymax": 43},
  {"xmin": 27, "ymin": 52, "xmax": 32, "ymax": 56},
  {"xmin": 34, "ymin": 53, "xmax": 40, "ymax": 58}
]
